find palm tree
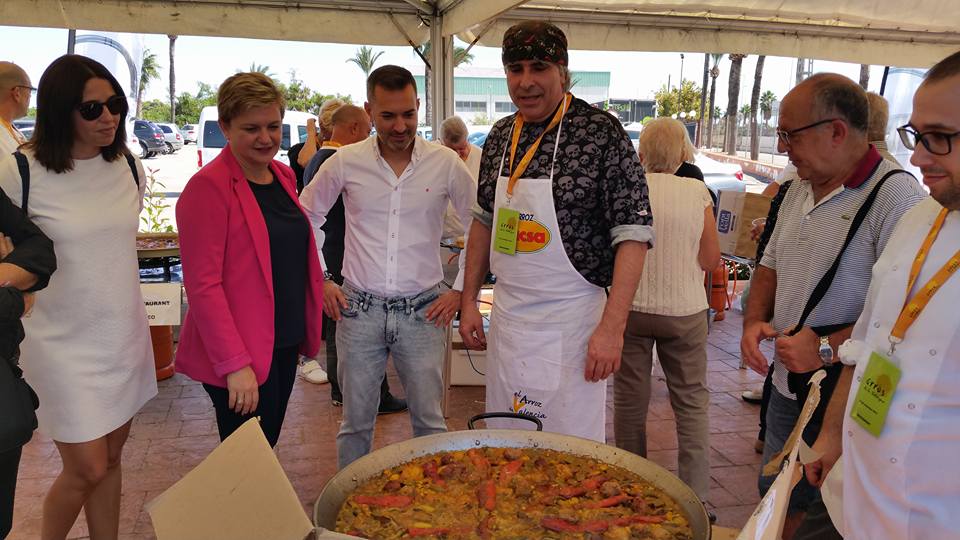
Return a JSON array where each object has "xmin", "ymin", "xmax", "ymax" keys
[
  {"xmin": 346, "ymin": 46, "xmax": 385, "ymax": 78},
  {"xmin": 137, "ymin": 49, "xmax": 161, "ymax": 118},
  {"xmin": 705, "ymin": 53, "xmax": 723, "ymax": 149},
  {"xmin": 859, "ymin": 64, "xmax": 870, "ymax": 90},
  {"xmin": 760, "ymin": 90, "xmax": 777, "ymax": 127},
  {"xmin": 168, "ymin": 35, "xmax": 177, "ymax": 123},
  {"xmin": 697, "ymin": 54, "xmax": 709, "ymax": 146},
  {"xmin": 749, "ymin": 55, "xmax": 765, "ymax": 160},
  {"xmin": 739, "ymin": 105, "xmax": 752, "ymax": 128},
  {"xmin": 247, "ymin": 63, "xmax": 277, "ymax": 80},
  {"xmin": 724, "ymin": 53, "xmax": 747, "ymax": 155}
]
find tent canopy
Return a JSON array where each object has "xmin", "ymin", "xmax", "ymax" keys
[{"xmin": 3, "ymin": 0, "xmax": 957, "ymax": 68}]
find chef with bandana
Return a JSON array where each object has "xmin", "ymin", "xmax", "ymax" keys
[{"xmin": 458, "ymin": 21, "xmax": 653, "ymax": 441}]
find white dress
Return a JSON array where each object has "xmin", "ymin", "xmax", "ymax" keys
[{"xmin": 0, "ymin": 149, "xmax": 157, "ymax": 443}]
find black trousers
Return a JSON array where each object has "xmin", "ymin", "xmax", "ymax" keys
[
  {"xmin": 203, "ymin": 345, "xmax": 299, "ymax": 447},
  {"xmin": 0, "ymin": 445, "xmax": 22, "ymax": 539}
]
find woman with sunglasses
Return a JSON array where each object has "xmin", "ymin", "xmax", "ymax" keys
[{"xmin": 0, "ymin": 55, "xmax": 156, "ymax": 539}]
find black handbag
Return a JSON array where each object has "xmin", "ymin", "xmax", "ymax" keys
[
  {"xmin": 784, "ymin": 169, "xmax": 910, "ymax": 438},
  {"xmin": 0, "ymin": 353, "xmax": 38, "ymax": 452}
]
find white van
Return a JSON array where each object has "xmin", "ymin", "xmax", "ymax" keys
[{"xmin": 195, "ymin": 106, "xmax": 316, "ymax": 168}]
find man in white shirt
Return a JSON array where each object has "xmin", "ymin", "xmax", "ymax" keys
[
  {"xmin": 438, "ymin": 115, "xmax": 481, "ymax": 240},
  {"xmin": 300, "ymin": 65, "xmax": 476, "ymax": 468},
  {"xmin": 797, "ymin": 49, "xmax": 960, "ymax": 540},
  {"xmin": 0, "ymin": 62, "xmax": 32, "ymax": 155}
]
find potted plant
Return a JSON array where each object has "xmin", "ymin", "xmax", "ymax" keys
[{"xmin": 138, "ymin": 168, "xmax": 178, "ymax": 380}]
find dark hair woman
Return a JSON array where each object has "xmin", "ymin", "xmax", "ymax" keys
[{"xmin": 0, "ymin": 54, "xmax": 156, "ymax": 539}]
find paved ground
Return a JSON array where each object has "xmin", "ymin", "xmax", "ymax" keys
[{"xmin": 8, "ymin": 307, "xmax": 772, "ymax": 539}]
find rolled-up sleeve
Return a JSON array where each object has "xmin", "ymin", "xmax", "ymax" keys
[{"xmin": 603, "ymin": 126, "xmax": 654, "ymax": 249}]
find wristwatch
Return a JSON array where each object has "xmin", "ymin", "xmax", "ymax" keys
[
  {"xmin": 323, "ymin": 270, "xmax": 335, "ymax": 281},
  {"xmin": 818, "ymin": 336, "xmax": 835, "ymax": 366}
]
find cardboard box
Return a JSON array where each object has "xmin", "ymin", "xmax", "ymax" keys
[
  {"xmin": 146, "ymin": 418, "xmax": 361, "ymax": 540},
  {"xmin": 716, "ymin": 191, "xmax": 773, "ymax": 259}
]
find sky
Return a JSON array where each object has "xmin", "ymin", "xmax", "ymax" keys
[{"xmin": 1, "ymin": 24, "xmax": 886, "ymax": 116}]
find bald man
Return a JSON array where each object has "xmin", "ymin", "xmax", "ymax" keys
[
  {"xmin": 0, "ymin": 62, "xmax": 32, "ymax": 155},
  {"xmin": 740, "ymin": 73, "xmax": 924, "ymax": 538}
]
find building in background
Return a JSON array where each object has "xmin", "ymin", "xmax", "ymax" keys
[{"xmin": 413, "ymin": 67, "xmax": 611, "ymax": 126}]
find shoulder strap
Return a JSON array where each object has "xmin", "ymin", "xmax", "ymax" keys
[
  {"xmin": 124, "ymin": 153, "xmax": 140, "ymax": 187},
  {"xmin": 791, "ymin": 169, "xmax": 909, "ymax": 333},
  {"xmin": 14, "ymin": 151, "xmax": 29, "ymax": 211}
]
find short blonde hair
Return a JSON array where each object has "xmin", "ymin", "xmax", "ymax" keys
[
  {"xmin": 638, "ymin": 118, "xmax": 687, "ymax": 173},
  {"xmin": 217, "ymin": 72, "xmax": 285, "ymax": 124},
  {"xmin": 440, "ymin": 116, "xmax": 469, "ymax": 144},
  {"xmin": 866, "ymin": 92, "xmax": 889, "ymax": 142},
  {"xmin": 318, "ymin": 98, "xmax": 346, "ymax": 133}
]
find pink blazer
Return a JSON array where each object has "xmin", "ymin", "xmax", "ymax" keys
[{"xmin": 174, "ymin": 145, "xmax": 324, "ymax": 387}]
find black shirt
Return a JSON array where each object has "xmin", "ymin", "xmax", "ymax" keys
[
  {"xmin": 286, "ymin": 143, "xmax": 306, "ymax": 193},
  {"xmin": 675, "ymin": 161, "xmax": 704, "ymax": 182},
  {"xmin": 477, "ymin": 97, "xmax": 653, "ymax": 287},
  {"xmin": 304, "ymin": 148, "xmax": 345, "ymax": 280},
  {"xmin": 247, "ymin": 178, "xmax": 309, "ymax": 348}
]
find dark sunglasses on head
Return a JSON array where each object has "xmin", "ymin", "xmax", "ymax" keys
[{"xmin": 77, "ymin": 95, "xmax": 126, "ymax": 121}]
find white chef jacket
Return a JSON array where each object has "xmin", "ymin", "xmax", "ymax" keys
[
  {"xmin": 300, "ymin": 135, "xmax": 476, "ymax": 297},
  {"xmin": 837, "ymin": 196, "xmax": 960, "ymax": 540}
]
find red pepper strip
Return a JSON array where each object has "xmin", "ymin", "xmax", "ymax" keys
[
  {"xmin": 541, "ymin": 517, "xmax": 581, "ymax": 533},
  {"xmin": 580, "ymin": 520, "xmax": 610, "ymax": 533},
  {"xmin": 477, "ymin": 479, "xmax": 496, "ymax": 510},
  {"xmin": 422, "ymin": 460, "xmax": 445, "ymax": 486},
  {"xmin": 477, "ymin": 515, "xmax": 493, "ymax": 539},
  {"xmin": 498, "ymin": 459, "xmax": 523, "ymax": 486},
  {"xmin": 611, "ymin": 514, "xmax": 666, "ymax": 526},
  {"xmin": 583, "ymin": 493, "xmax": 631, "ymax": 509},
  {"xmin": 467, "ymin": 449, "xmax": 490, "ymax": 473},
  {"xmin": 582, "ymin": 476, "xmax": 607, "ymax": 490},
  {"xmin": 407, "ymin": 527, "xmax": 451, "ymax": 537},
  {"xmin": 558, "ymin": 486, "xmax": 587, "ymax": 499},
  {"xmin": 352, "ymin": 494, "xmax": 413, "ymax": 508}
]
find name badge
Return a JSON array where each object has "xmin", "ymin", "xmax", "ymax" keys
[
  {"xmin": 494, "ymin": 207, "xmax": 520, "ymax": 256},
  {"xmin": 850, "ymin": 351, "xmax": 902, "ymax": 437}
]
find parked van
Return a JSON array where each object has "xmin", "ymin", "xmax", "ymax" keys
[{"xmin": 195, "ymin": 106, "xmax": 316, "ymax": 168}]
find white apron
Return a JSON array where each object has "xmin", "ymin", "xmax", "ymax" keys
[{"xmin": 485, "ymin": 102, "xmax": 608, "ymax": 442}]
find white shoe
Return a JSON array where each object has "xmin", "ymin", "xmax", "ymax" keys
[{"xmin": 299, "ymin": 359, "xmax": 328, "ymax": 384}]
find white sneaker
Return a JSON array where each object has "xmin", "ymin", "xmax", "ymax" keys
[{"xmin": 299, "ymin": 359, "xmax": 328, "ymax": 384}]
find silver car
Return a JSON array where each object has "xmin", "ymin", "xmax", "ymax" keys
[
  {"xmin": 156, "ymin": 123, "xmax": 184, "ymax": 153},
  {"xmin": 180, "ymin": 124, "xmax": 197, "ymax": 144}
]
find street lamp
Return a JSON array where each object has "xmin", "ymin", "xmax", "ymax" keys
[{"xmin": 680, "ymin": 53, "xmax": 685, "ymax": 86}]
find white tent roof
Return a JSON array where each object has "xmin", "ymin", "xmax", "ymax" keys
[{"xmin": 2, "ymin": 0, "xmax": 958, "ymax": 68}]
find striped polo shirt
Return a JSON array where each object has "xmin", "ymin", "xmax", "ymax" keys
[{"xmin": 760, "ymin": 146, "xmax": 925, "ymax": 399}]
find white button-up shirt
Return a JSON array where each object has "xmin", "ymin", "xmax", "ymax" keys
[
  {"xmin": 300, "ymin": 136, "xmax": 476, "ymax": 297},
  {"xmin": 838, "ymin": 197, "xmax": 960, "ymax": 540}
]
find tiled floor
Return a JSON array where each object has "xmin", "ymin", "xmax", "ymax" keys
[{"xmin": 8, "ymin": 309, "xmax": 771, "ymax": 539}]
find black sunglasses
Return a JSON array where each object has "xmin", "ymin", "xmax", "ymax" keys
[
  {"xmin": 775, "ymin": 118, "xmax": 840, "ymax": 146},
  {"xmin": 77, "ymin": 95, "xmax": 126, "ymax": 121},
  {"xmin": 897, "ymin": 124, "xmax": 960, "ymax": 156}
]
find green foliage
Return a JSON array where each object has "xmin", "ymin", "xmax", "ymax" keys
[
  {"xmin": 641, "ymin": 116, "xmax": 654, "ymax": 125},
  {"xmin": 141, "ymin": 100, "xmax": 171, "ymax": 123},
  {"xmin": 276, "ymin": 72, "xmax": 353, "ymax": 114},
  {"xmin": 347, "ymin": 46, "xmax": 385, "ymax": 77},
  {"xmin": 140, "ymin": 168, "xmax": 175, "ymax": 233},
  {"xmin": 472, "ymin": 112, "xmax": 492, "ymax": 125},
  {"xmin": 654, "ymin": 79, "xmax": 702, "ymax": 119},
  {"xmin": 760, "ymin": 90, "xmax": 777, "ymax": 124},
  {"xmin": 246, "ymin": 63, "xmax": 277, "ymax": 80}
]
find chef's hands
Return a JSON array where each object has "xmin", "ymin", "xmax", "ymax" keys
[
  {"xmin": 226, "ymin": 366, "xmax": 259, "ymax": 415},
  {"xmin": 323, "ymin": 281, "xmax": 348, "ymax": 321},
  {"xmin": 741, "ymin": 320, "xmax": 778, "ymax": 375},
  {"xmin": 585, "ymin": 323, "xmax": 622, "ymax": 382},
  {"xmin": 777, "ymin": 325, "xmax": 822, "ymax": 373},
  {"xmin": 458, "ymin": 300, "xmax": 487, "ymax": 351},
  {"xmin": 426, "ymin": 290, "xmax": 460, "ymax": 328}
]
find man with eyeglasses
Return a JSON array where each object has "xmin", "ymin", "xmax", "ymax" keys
[
  {"xmin": 740, "ymin": 72, "xmax": 924, "ymax": 539},
  {"xmin": 792, "ymin": 50, "xmax": 960, "ymax": 540},
  {"xmin": 0, "ymin": 62, "xmax": 33, "ymax": 155}
]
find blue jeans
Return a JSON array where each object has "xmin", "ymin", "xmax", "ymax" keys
[
  {"xmin": 758, "ymin": 387, "xmax": 821, "ymax": 513},
  {"xmin": 335, "ymin": 281, "xmax": 447, "ymax": 468}
]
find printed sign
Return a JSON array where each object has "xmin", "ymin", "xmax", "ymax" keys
[{"xmin": 141, "ymin": 283, "xmax": 183, "ymax": 326}]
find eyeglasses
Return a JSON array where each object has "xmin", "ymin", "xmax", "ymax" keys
[
  {"xmin": 14, "ymin": 85, "xmax": 36, "ymax": 94},
  {"xmin": 76, "ymin": 95, "xmax": 125, "ymax": 121},
  {"xmin": 897, "ymin": 124, "xmax": 960, "ymax": 156},
  {"xmin": 775, "ymin": 118, "xmax": 840, "ymax": 146}
]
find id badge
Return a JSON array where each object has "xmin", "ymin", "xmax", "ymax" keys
[
  {"xmin": 850, "ymin": 351, "xmax": 902, "ymax": 437},
  {"xmin": 493, "ymin": 207, "xmax": 520, "ymax": 255}
]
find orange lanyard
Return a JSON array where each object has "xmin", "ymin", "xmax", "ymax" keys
[
  {"xmin": 889, "ymin": 208, "xmax": 960, "ymax": 352},
  {"xmin": 0, "ymin": 118, "xmax": 24, "ymax": 145},
  {"xmin": 506, "ymin": 93, "xmax": 572, "ymax": 197}
]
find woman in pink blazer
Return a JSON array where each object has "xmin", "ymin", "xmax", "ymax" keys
[{"xmin": 175, "ymin": 73, "xmax": 324, "ymax": 446}]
